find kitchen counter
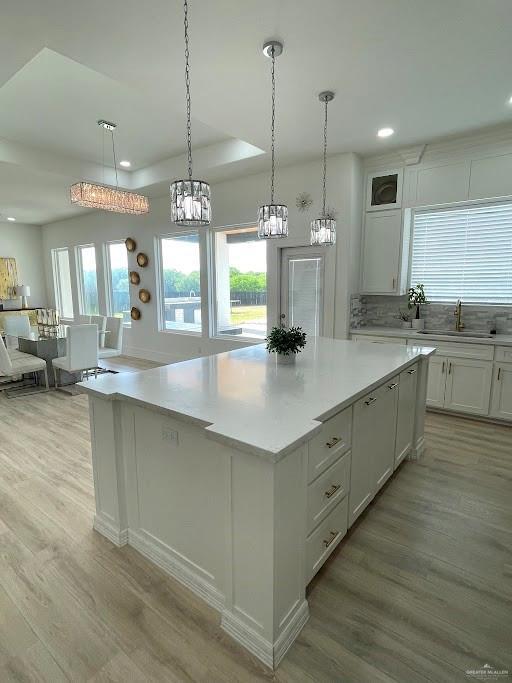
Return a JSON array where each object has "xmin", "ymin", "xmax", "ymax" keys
[{"xmin": 351, "ymin": 326, "xmax": 512, "ymax": 346}]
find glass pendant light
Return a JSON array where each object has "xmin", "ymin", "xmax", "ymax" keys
[
  {"xmin": 311, "ymin": 91, "xmax": 336, "ymax": 246},
  {"xmin": 170, "ymin": 0, "xmax": 211, "ymax": 227},
  {"xmin": 70, "ymin": 120, "xmax": 149, "ymax": 215},
  {"xmin": 258, "ymin": 41, "xmax": 288, "ymax": 239}
]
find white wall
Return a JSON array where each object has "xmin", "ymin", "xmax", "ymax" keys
[
  {"xmin": 0, "ymin": 222, "xmax": 48, "ymax": 308},
  {"xmin": 41, "ymin": 153, "xmax": 362, "ymax": 363}
]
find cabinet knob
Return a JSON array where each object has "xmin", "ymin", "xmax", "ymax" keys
[
  {"xmin": 323, "ymin": 531, "xmax": 338, "ymax": 548},
  {"xmin": 325, "ymin": 437, "xmax": 341, "ymax": 449},
  {"xmin": 364, "ymin": 397, "xmax": 377, "ymax": 406},
  {"xmin": 324, "ymin": 483, "xmax": 341, "ymax": 499}
]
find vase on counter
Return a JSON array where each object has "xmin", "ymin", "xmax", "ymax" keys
[
  {"xmin": 401, "ymin": 321, "xmax": 412, "ymax": 329},
  {"xmin": 411, "ymin": 318, "xmax": 425, "ymax": 330},
  {"xmin": 276, "ymin": 353, "xmax": 296, "ymax": 365}
]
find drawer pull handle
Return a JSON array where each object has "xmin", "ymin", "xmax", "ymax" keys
[
  {"xmin": 325, "ymin": 437, "xmax": 341, "ymax": 449},
  {"xmin": 323, "ymin": 531, "xmax": 338, "ymax": 548},
  {"xmin": 498, "ymin": 367, "xmax": 502, "ymax": 381},
  {"xmin": 442, "ymin": 361, "xmax": 445, "ymax": 373},
  {"xmin": 324, "ymin": 484, "xmax": 341, "ymax": 499},
  {"xmin": 365, "ymin": 397, "xmax": 377, "ymax": 406},
  {"xmin": 407, "ymin": 368, "xmax": 417, "ymax": 375},
  {"xmin": 388, "ymin": 382, "xmax": 398, "ymax": 390}
]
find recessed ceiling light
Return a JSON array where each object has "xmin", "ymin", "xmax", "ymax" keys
[
  {"xmin": 119, "ymin": 160, "xmax": 131, "ymax": 168},
  {"xmin": 6, "ymin": 216, "xmax": 16, "ymax": 222},
  {"xmin": 377, "ymin": 127, "xmax": 394, "ymax": 138}
]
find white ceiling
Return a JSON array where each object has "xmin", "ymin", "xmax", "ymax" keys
[{"xmin": 1, "ymin": 0, "xmax": 512, "ymax": 224}]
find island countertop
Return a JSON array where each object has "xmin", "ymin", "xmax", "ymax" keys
[{"xmin": 80, "ymin": 337, "xmax": 434, "ymax": 460}]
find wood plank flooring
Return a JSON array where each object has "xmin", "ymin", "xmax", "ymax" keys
[{"xmin": 0, "ymin": 357, "xmax": 511, "ymax": 682}]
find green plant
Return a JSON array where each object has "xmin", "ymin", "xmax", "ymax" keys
[
  {"xmin": 395, "ymin": 309, "xmax": 411, "ymax": 322},
  {"xmin": 265, "ymin": 325, "xmax": 307, "ymax": 356},
  {"xmin": 408, "ymin": 283, "xmax": 428, "ymax": 319}
]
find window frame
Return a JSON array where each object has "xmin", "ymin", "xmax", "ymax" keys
[
  {"xmin": 156, "ymin": 230, "xmax": 205, "ymax": 337},
  {"xmin": 75, "ymin": 243, "xmax": 100, "ymax": 316},
  {"xmin": 104, "ymin": 239, "xmax": 131, "ymax": 327},
  {"xmin": 409, "ymin": 197, "xmax": 512, "ymax": 305},
  {"xmin": 209, "ymin": 223, "xmax": 268, "ymax": 342},
  {"xmin": 51, "ymin": 247, "xmax": 74, "ymax": 320}
]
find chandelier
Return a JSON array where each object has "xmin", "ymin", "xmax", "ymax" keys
[
  {"xmin": 70, "ymin": 121, "xmax": 149, "ymax": 215},
  {"xmin": 258, "ymin": 41, "xmax": 288, "ymax": 239},
  {"xmin": 310, "ymin": 92, "xmax": 336, "ymax": 246},
  {"xmin": 170, "ymin": 0, "xmax": 211, "ymax": 227}
]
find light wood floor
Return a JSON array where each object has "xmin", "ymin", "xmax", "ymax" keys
[{"xmin": 0, "ymin": 357, "xmax": 511, "ymax": 682}]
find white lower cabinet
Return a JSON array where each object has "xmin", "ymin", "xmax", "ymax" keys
[
  {"xmin": 426, "ymin": 355, "xmax": 493, "ymax": 416},
  {"xmin": 490, "ymin": 363, "xmax": 512, "ymax": 420},
  {"xmin": 395, "ymin": 366, "xmax": 418, "ymax": 468},
  {"xmin": 426, "ymin": 356, "xmax": 447, "ymax": 408}
]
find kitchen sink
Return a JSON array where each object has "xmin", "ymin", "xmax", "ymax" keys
[{"xmin": 417, "ymin": 330, "xmax": 494, "ymax": 339}]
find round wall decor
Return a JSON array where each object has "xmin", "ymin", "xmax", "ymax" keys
[
  {"xmin": 130, "ymin": 306, "xmax": 141, "ymax": 321},
  {"xmin": 136, "ymin": 252, "xmax": 149, "ymax": 267},
  {"xmin": 139, "ymin": 288, "xmax": 151, "ymax": 303},
  {"xmin": 129, "ymin": 271, "xmax": 140, "ymax": 285},
  {"xmin": 125, "ymin": 237, "xmax": 137, "ymax": 252}
]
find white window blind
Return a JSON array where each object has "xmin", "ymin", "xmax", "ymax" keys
[{"xmin": 411, "ymin": 201, "xmax": 512, "ymax": 303}]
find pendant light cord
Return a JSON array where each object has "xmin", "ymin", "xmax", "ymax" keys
[
  {"xmin": 184, "ymin": 0, "xmax": 193, "ymax": 180},
  {"xmin": 110, "ymin": 130, "xmax": 119, "ymax": 190},
  {"xmin": 270, "ymin": 47, "xmax": 276, "ymax": 204},
  {"xmin": 322, "ymin": 99, "xmax": 328, "ymax": 217}
]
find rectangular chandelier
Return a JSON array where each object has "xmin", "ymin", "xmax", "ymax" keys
[{"xmin": 70, "ymin": 182, "xmax": 149, "ymax": 215}]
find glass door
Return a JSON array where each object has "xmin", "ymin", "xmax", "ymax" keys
[{"xmin": 280, "ymin": 248, "xmax": 326, "ymax": 336}]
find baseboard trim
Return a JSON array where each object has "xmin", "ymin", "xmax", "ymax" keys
[
  {"xmin": 93, "ymin": 514, "xmax": 128, "ymax": 547},
  {"xmin": 123, "ymin": 345, "xmax": 188, "ymax": 365},
  {"xmin": 128, "ymin": 529, "xmax": 224, "ymax": 612},
  {"xmin": 427, "ymin": 406, "xmax": 512, "ymax": 426},
  {"xmin": 409, "ymin": 435, "xmax": 425, "ymax": 460},
  {"xmin": 221, "ymin": 599, "xmax": 309, "ymax": 670}
]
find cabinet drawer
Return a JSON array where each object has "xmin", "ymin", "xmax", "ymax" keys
[
  {"xmin": 495, "ymin": 346, "xmax": 512, "ymax": 363},
  {"xmin": 353, "ymin": 335, "xmax": 406, "ymax": 345},
  {"xmin": 408, "ymin": 339, "xmax": 493, "ymax": 361},
  {"xmin": 308, "ymin": 407, "xmax": 352, "ymax": 483},
  {"xmin": 307, "ymin": 451, "xmax": 350, "ymax": 535},
  {"xmin": 306, "ymin": 496, "xmax": 348, "ymax": 584}
]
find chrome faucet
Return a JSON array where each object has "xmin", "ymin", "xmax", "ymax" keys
[{"xmin": 454, "ymin": 299, "xmax": 464, "ymax": 332}]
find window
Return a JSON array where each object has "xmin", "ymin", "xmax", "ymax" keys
[
  {"xmin": 411, "ymin": 201, "xmax": 512, "ymax": 303},
  {"xmin": 106, "ymin": 241, "xmax": 130, "ymax": 324},
  {"xmin": 159, "ymin": 232, "xmax": 202, "ymax": 333},
  {"xmin": 51, "ymin": 248, "xmax": 74, "ymax": 319},
  {"xmin": 214, "ymin": 226, "xmax": 267, "ymax": 338},
  {"xmin": 76, "ymin": 245, "xmax": 99, "ymax": 315}
]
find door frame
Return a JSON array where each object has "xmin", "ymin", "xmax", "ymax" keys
[{"xmin": 278, "ymin": 245, "xmax": 335, "ymax": 338}]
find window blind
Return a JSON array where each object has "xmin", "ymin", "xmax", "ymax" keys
[{"xmin": 410, "ymin": 201, "xmax": 512, "ymax": 303}]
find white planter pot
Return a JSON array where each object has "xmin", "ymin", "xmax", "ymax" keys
[
  {"xmin": 411, "ymin": 319, "xmax": 425, "ymax": 330},
  {"xmin": 401, "ymin": 321, "xmax": 412, "ymax": 329},
  {"xmin": 275, "ymin": 353, "xmax": 296, "ymax": 365}
]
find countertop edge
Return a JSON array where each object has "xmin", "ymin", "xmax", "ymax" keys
[{"xmin": 350, "ymin": 327, "xmax": 512, "ymax": 346}]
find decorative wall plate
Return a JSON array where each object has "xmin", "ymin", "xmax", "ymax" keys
[
  {"xmin": 125, "ymin": 237, "xmax": 137, "ymax": 252},
  {"xmin": 136, "ymin": 252, "xmax": 149, "ymax": 267},
  {"xmin": 130, "ymin": 306, "xmax": 141, "ymax": 320},
  {"xmin": 129, "ymin": 271, "xmax": 140, "ymax": 285},
  {"xmin": 139, "ymin": 288, "xmax": 151, "ymax": 303}
]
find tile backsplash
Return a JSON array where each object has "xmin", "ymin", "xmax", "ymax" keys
[{"xmin": 350, "ymin": 294, "xmax": 512, "ymax": 333}]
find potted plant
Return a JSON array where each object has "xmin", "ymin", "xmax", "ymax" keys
[
  {"xmin": 266, "ymin": 325, "xmax": 307, "ymax": 364},
  {"xmin": 408, "ymin": 283, "xmax": 428, "ymax": 330},
  {"xmin": 395, "ymin": 310, "xmax": 412, "ymax": 329}
]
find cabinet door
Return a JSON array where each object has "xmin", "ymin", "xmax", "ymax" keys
[
  {"xmin": 349, "ymin": 392, "xmax": 378, "ymax": 526},
  {"xmin": 444, "ymin": 358, "xmax": 492, "ymax": 416},
  {"xmin": 360, "ymin": 210, "xmax": 401, "ymax": 294},
  {"xmin": 490, "ymin": 364, "xmax": 512, "ymax": 421},
  {"xmin": 426, "ymin": 356, "xmax": 446, "ymax": 408},
  {"xmin": 374, "ymin": 379, "xmax": 399, "ymax": 489},
  {"xmin": 395, "ymin": 366, "xmax": 418, "ymax": 469}
]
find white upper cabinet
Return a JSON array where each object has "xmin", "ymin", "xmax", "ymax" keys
[
  {"xmin": 360, "ymin": 209, "xmax": 409, "ymax": 294},
  {"xmin": 415, "ymin": 162, "xmax": 470, "ymax": 206},
  {"xmin": 469, "ymin": 153, "xmax": 512, "ymax": 200}
]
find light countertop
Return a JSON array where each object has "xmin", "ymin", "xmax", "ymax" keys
[
  {"xmin": 351, "ymin": 327, "xmax": 512, "ymax": 346},
  {"xmin": 79, "ymin": 338, "xmax": 434, "ymax": 461}
]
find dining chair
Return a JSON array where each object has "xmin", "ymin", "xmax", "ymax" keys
[
  {"xmin": 98, "ymin": 317, "xmax": 123, "ymax": 359},
  {"xmin": 52, "ymin": 324, "xmax": 99, "ymax": 387},
  {"xmin": 91, "ymin": 315, "xmax": 107, "ymax": 347},
  {"xmin": 3, "ymin": 315, "xmax": 31, "ymax": 349},
  {"xmin": 0, "ymin": 334, "xmax": 49, "ymax": 396}
]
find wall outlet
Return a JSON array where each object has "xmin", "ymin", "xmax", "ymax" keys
[{"xmin": 162, "ymin": 426, "xmax": 179, "ymax": 446}]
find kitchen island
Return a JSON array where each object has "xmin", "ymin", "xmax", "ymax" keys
[{"xmin": 80, "ymin": 337, "xmax": 434, "ymax": 669}]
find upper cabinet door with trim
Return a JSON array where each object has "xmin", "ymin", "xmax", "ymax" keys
[
  {"xmin": 360, "ymin": 210, "xmax": 403, "ymax": 294},
  {"xmin": 366, "ymin": 168, "xmax": 403, "ymax": 211},
  {"xmin": 469, "ymin": 154, "xmax": 512, "ymax": 200},
  {"xmin": 415, "ymin": 162, "xmax": 470, "ymax": 206}
]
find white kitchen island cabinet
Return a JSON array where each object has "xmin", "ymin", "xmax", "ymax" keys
[{"xmin": 80, "ymin": 338, "xmax": 434, "ymax": 670}]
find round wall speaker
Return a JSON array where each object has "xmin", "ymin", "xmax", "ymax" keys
[
  {"xmin": 130, "ymin": 307, "xmax": 141, "ymax": 321},
  {"xmin": 125, "ymin": 237, "xmax": 137, "ymax": 252},
  {"xmin": 139, "ymin": 289, "xmax": 151, "ymax": 303},
  {"xmin": 129, "ymin": 271, "xmax": 140, "ymax": 285},
  {"xmin": 136, "ymin": 252, "xmax": 149, "ymax": 267}
]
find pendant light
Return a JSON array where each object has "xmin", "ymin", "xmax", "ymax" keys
[
  {"xmin": 70, "ymin": 120, "xmax": 149, "ymax": 215},
  {"xmin": 310, "ymin": 91, "xmax": 336, "ymax": 246},
  {"xmin": 170, "ymin": 0, "xmax": 211, "ymax": 227},
  {"xmin": 258, "ymin": 41, "xmax": 288, "ymax": 239}
]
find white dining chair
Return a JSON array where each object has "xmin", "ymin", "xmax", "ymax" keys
[
  {"xmin": 98, "ymin": 316, "xmax": 123, "ymax": 359},
  {"xmin": 91, "ymin": 315, "xmax": 107, "ymax": 347},
  {"xmin": 3, "ymin": 315, "xmax": 31, "ymax": 349},
  {"xmin": 0, "ymin": 334, "xmax": 49, "ymax": 395},
  {"xmin": 52, "ymin": 324, "xmax": 99, "ymax": 387}
]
